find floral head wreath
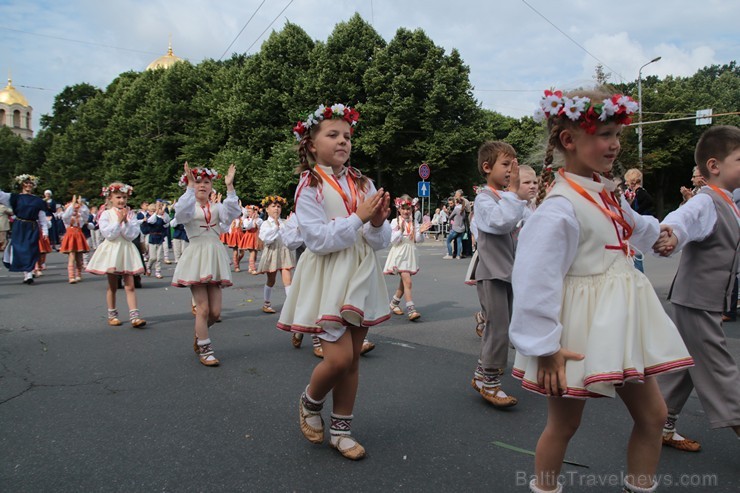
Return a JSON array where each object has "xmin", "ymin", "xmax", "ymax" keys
[
  {"xmin": 15, "ymin": 174, "xmax": 39, "ymax": 186},
  {"xmin": 178, "ymin": 167, "xmax": 222, "ymax": 188},
  {"xmin": 101, "ymin": 183, "xmax": 133, "ymax": 197},
  {"xmin": 262, "ymin": 195, "xmax": 287, "ymax": 207},
  {"xmin": 533, "ymin": 89, "xmax": 638, "ymax": 134},
  {"xmin": 395, "ymin": 197, "xmax": 413, "ymax": 209},
  {"xmin": 292, "ymin": 103, "xmax": 360, "ymax": 141}
]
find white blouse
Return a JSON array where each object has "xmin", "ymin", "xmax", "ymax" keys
[
  {"xmin": 98, "ymin": 208, "xmax": 143, "ymax": 242},
  {"xmin": 390, "ymin": 218, "xmax": 424, "ymax": 244},
  {"xmin": 174, "ymin": 188, "xmax": 241, "ymax": 233},
  {"xmin": 295, "ymin": 166, "xmax": 391, "ymax": 255},
  {"xmin": 259, "ymin": 217, "xmax": 285, "ymax": 245}
]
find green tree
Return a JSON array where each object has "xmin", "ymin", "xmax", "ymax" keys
[
  {"xmin": 0, "ymin": 126, "xmax": 28, "ymax": 190},
  {"xmin": 362, "ymin": 28, "xmax": 484, "ymax": 199}
]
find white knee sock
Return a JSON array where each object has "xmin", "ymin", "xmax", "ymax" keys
[
  {"xmin": 285, "ymin": 285, "xmax": 291, "ymax": 297},
  {"xmin": 263, "ymin": 285, "xmax": 272, "ymax": 303}
]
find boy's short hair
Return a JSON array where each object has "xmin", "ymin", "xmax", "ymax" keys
[
  {"xmin": 477, "ymin": 141, "xmax": 516, "ymax": 177},
  {"xmin": 518, "ymin": 164, "xmax": 536, "ymax": 177},
  {"xmin": 695, "ymin": 125, "xmax": 740, "ymax": 178}
]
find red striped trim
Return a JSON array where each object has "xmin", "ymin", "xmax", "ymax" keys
[
  {"xmin": 86, "ymin": 267, "xmax": 145, "ymax": 275},
  {"xmin": 383, "ymin": 268, "xmax": 420, "ymax": 275},
  {"xmin": 277, "ymin": 304, "xmax": 391, "ymax": 333},
  {"xmin": 171, "ymin": 275, "xmax": 232, "ymax": 288},
  {"xmin": 645, "ymin": 357, "xmax": 694, "ymax": 375}
]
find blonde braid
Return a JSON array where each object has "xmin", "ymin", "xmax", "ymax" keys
[
  {"xmin": 296, "ymin": 136, "xmax": 319, "ymax": 188},
  {"xmin": 536, "ymin": 124, "xmax": 561, "ymax": 205}
]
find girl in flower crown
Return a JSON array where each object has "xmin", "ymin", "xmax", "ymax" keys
[
  {"xmin": 277, "ymin": 103, "xmax": 391, "ymax": 460},
  {"xmin": 61, "ymin": 195, "xmax": 90, "ymax": 283},
  {"xmin": 257, "ymin": 195, "xmax": 295, "ymax": 313},
  {"xmin": 0, "ymin": 174, "xmax": 49, "ymax": 284},
  {"xmin": 384, "ymin": 194, "xmax": 431, "ymax": 321},
  {"xmin": 240, "ymin": 204, "xmax": 263, "ymax": 274},
  {"xmin": 172, "ymin": 163, "xmax": 240, "ymax": 367},
  {"xmin": 86, "ymin": 182, "xmax": 147, "ymax": 328},
  {"xmin": 509, "ymin": 89, "xmax": 693, "ymax": 493}
]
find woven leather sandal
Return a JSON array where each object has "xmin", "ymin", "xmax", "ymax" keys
[
  {"xmin": 108, "ymin": 317, "xmax": 122, "ymax": 326},
  {"xmin": 291, "ymin": 333, "xmax": 303, "ymax": 348},
  {"xmin": 360, "ymin": 340, "xmax": 375, "ymax": 355},
  {"xmin": 131, "ymin": 318, "xmax": 147, "ymax": 328},
  {"xmin": 330, "ymin": 435, "xmax": 366, "ymax": 460},
  {"xmin": 479, "ymin": 385, "xmax": 518, "ymax": 408},
  {"xmin": 662, "ymin": 431, "xmax": 701, "ymax": 452},
  {"xmin": 390, "ymin": 303, "xmax": 403, "ymax": 315},
  {"xmin": 196, "ymin": 341, "xmax": 220, "ymax": 367},
  {"xmin": 298, "ymin": 397, "xmax": 324, "ymax": 444}
]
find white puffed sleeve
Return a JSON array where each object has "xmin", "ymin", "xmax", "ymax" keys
[{"xmin": 509, "ymin": 197, "xmax": 580, "ymax": 357}]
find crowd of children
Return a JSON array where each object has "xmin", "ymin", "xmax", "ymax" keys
[{"xmin": 2, "ymin": 93, "xmax": 738, "ymax": 490}]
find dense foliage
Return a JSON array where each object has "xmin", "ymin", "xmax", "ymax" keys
[{"xmin": 1, "ymin": 14, "xmax": 738, "ymax": 216}]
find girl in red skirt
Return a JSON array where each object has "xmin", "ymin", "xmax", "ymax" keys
[{"xmin": 61, "ymin": 195, "xmax": 90, "ymax": 283}]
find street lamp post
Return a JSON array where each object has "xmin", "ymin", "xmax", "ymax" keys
[{"xmin": 637, "ymin": 56, "xmax": 662, "ymax": 169}]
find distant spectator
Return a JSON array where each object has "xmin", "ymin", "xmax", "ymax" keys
[{"xmin": 624, "ymin": 168, "xmax": 655, "ymax": 215}]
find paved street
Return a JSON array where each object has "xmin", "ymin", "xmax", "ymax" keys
[{"xmin": 1, "ymin": 242, "xmax": 738, "ymax": 492}]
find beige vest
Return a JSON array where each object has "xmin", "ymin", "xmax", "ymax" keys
[
  {"xmin": 473, "ymin": 188, "xmax": 516, "ymax": 282},
  {"xmin": 669, "ymin": 188, "xmax": 740, "ymax": 312},
  {"xmin": 183, "ymin": 203, "xmax": 224, "ymax": 240},
  {"xmin": 547, "ymin": 173, "xmax": 629, "ymax": 277}
]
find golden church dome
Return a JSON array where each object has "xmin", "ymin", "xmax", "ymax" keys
[
  {"xmin": 0, "ymin": 77, "xmax": 30, "ymax": 107},
  {"xmin": 146, "ymin": 42, "xmax": 183, "ymax": 71}
]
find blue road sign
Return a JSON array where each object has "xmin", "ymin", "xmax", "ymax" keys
[{"xmin": 418, "ymin": 181, "xmax": 430, "ymax": 197}]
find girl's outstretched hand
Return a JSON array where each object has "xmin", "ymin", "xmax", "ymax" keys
[
  {"xmin": 225, "ymin": 164, "xmax": 236, "ymax": 191},
  {"xmin": 370, "ymin": 189, "xmax": 391, "ymax": 227},
  {"xmin": 184, "ymin": 162, "xmax": 195, "ymax": 189},
  {"xmin": 537, "ymin": 348, "xmax": 584, "ymax": 396}
]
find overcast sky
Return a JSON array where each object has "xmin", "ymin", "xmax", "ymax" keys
[{"xmin": 2, "ymin": 0, "xmax": 738, "ymax": 133}]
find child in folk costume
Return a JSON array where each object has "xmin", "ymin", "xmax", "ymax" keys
[
  {"xmin": 654, "ymin": 125, "xmax": 740, "ymax": 451},
  {"xmin": 35, "ymin": 207, "xmax": 55, "ymax": 277},
  {"xmin": 510, "ymin": 89, "xmax": 693, "ymax": 493},
  {"xmin": 241, "ymin": 205, "xmax": 263, "ymax": 274},
  {"xmin": 277, "ymin": 103, "xmax": 391, "ymax": 460},
  {"xmin": 467, "ymin": 163, "xmax": 539, "ymax": 338},
  {"xmin": 1, "ymin": 175, "xmax": 49, "ymax": 284},
  {"xmin": 258, "ymin": 195, "xmax": 296, "ymax": 313},
  {"xmin": 170, "ymin": 200, "xmax": 189, "ymax": 262},
  {"xmin": 172, "ymin": 164, "xmax": 240, "ymax": 367},
  {"xmin": 466, "ymin": 144, "xmax": 535, "ymax": 409},
  {"xmin": 61, "ymin": 195, "xmax": 90, "ymax": 283},
  {"xmin": 144, "ymin": 201, "xmax": 170, "ymax": 279},
  {"xmin": 228, "ymin": 213, "xmax": 245, "ymax": 272},
  {"xmin": 85, "ymin": 183, "xmax": 147, "ymax": 328},
  {"xmin": 384, "ymin": 194, "xmax": 431, "ymax": 321}
]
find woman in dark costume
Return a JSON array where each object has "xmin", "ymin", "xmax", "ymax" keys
[{"xmin": 1, "ymin": 175, "xmax": 49, "ymax": 284}]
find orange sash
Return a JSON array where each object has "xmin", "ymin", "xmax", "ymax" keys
[
  {"xmin": 708, "ymin": 184, "xmax": 740, "ymax": 217},
  {"xmin": 559, "ymin": 169, "xmax": 634, "ymax": 243},
  {"xmin": 315, "ymin": 165, "xmax": 358, "ymax": 214},
  {"xmin": 486, "ymin": 185, "xmax": 503, "ymax": 200}
]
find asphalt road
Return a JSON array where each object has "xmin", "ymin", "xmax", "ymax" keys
[{"xmin": 1, "ymin": 242, "xmax": 738, "ymax": 492}]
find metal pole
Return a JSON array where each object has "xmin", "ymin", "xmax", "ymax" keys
[{"xmin": 637, "ymin": 56, "xmax": 661, "ymax": 170}]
